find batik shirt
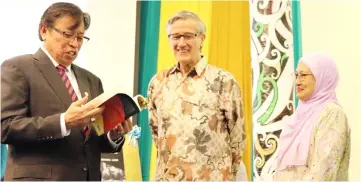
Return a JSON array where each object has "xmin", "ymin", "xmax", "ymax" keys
[{"xmin": 147, "ymin": 57, "xmax": 246, "ymax": 181}]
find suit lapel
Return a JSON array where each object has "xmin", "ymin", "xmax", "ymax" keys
[
  {"xmin": 72, "ymin": 65, "xmax": 93, "ymax": 142},
  {"xmin": 33, "ymin": 49, "xmax": 72, "ymax": 109},
  {"xmin": 71, "ymin": 65, "xmax": 92, "ymax": 100}
]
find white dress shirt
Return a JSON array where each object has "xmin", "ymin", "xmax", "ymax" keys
[{"xmin": 40, "ymin": 46, "xmax": 123, "ymax": 147}]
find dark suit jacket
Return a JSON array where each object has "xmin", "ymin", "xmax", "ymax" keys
[{"xmin": 1, "ymin": 49, "xmax": 123, "ymax": 181}]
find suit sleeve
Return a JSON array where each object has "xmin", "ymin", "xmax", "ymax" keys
[
  {"xmin": 1, "ymin": 60, "xmax": 63, "ymax": 144},
  {"xmin": 96, "ymin": 79, "xmax": 124, "ymax": 153}
]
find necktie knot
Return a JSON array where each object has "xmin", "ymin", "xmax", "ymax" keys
[{"xmin": 56, "ymin": 65, "xmax": 67, "ymax": 72}]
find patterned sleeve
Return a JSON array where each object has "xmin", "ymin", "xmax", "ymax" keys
[
  {"xmin": 223, "ymin": 78, "xmax": 246, "ymax": 177},
  {"xmin": 303, "ymin": 107, "xmax": 350, "ymax": 181},
  {"xmin": 147, "ymin": 76, "xmax": 159, "ymax": 147}
]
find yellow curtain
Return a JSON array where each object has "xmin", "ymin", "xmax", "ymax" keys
[
  {"xmin": 123, "ymin": 135, "xmax": 142, "ymax": 180},
  {"xmin": 153, "ymin": 1, "xmax": 252, "ymax": 180},
  {"xmin": 207, "ymin": 2, "xmax": 252, "ymax": 179}
]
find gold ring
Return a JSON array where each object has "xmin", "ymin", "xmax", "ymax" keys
[{"xmin": 90, "ymin": 117, "xmax": 96, "ymax": 123}]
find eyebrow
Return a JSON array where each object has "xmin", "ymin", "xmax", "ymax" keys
[
  {"xmin": 63, "ymin": 29, "xmax": 84, "ymax": 36},
  {"xmin": 66, "ymin": 21, "xmax": 85, "ymax": 35},
  {"xmin": 296, "ymin": 71, "xmax": 313, "ymax": 74},
  {"xmin": 68, "ymin": 21, "xmax": 81, "ymax": 30},
  {"xmin": 171, "ymin": 32, "xmax": 194, "ymax": 35},
  {"xmin": 64, "ymin": 28, "xmax": 84, "ymax": 35}
]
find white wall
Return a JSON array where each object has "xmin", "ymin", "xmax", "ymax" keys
[
  {"xmin": 0, "ymin": 0, "xmax": 87, "ymax": 64},
  {"xmin": 85, "ymin": 0, "xmax": 137, "ymax": 95},
  {"xmin": 0, "ymin": 0, "xmax": 137, "ymax": 96},
  {"xmin": 300, "ymin": 1, "xmax": 361, "ymax": 181}
]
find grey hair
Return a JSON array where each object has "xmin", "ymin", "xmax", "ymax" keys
[{"xmin": 166, "ymin": 10, "xmax": 206, "ymax": 35}]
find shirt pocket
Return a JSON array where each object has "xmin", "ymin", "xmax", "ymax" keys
[{"xmin": 181, "ymin": 91, "xmax": 220, "ymax": 116}]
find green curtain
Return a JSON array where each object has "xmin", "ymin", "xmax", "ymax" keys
[
  {"xmin": 292, "ymin": 1, "xmax": 303, "ymax": 107},
  {"xmin": 137, "ymin": 1, "xmax": 161, "ymax": 181},
  {"xmin": 1, "ymin": 144, "xmax": 7, "ymax": 179}
]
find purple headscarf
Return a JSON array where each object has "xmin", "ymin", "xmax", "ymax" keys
[{"xmin": 277, "ymin": 52, "xmax": 339, "ymax": 170}]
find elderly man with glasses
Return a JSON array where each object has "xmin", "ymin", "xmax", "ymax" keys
[
  {"xmin": 1, "ymin": 2, "xmax": 131, "ymax": 181},
  {"xmin": 147, "ymin": 10, "xmax": 246, "ymax": 181}
]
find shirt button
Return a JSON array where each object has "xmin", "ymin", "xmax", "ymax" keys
[{"xmin": 82, "ymin": 167, "xmax": 88, "ymax": 172}]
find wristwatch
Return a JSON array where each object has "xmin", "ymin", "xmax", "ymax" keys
[{"xmin": 113, "ymin": 136, "xmax": 124, "ymax": 144}]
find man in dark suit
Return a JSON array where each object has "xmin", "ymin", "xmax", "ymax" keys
[{"xmin": 1, "ymin": 2, "xmax": 132, "ymax": 181}]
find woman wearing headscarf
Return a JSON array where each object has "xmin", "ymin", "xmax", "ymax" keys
[{"xmin": 273, "ymin": 53, "xmax": 350, "ymax": 181}]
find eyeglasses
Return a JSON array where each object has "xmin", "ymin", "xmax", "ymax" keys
[
  {"xmin": 51, "ymin": 26, "xmax": 90, "ymax": 44},
  {"xmin": 168, "ymin": 33, "xmax": 198, "ymax": 41},
  {"xmin": 294, "ymin": 72, "xmax": 313, "ymax": 81}
]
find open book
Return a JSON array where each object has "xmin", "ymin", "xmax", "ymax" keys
[{"xmin": 86, "ymin": 92, "xmax": 148, "ymax": 136}]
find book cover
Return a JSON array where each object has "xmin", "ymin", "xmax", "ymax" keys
[{"xmin": 86, "ymin": 92, "xmax": 148, "ymax": 136}]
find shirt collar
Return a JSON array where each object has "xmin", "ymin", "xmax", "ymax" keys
[
  {"xmin": 40, "ymin": 45, "xmax": 72, "ymax": 71},
  {"xmin": 169, "ymin": 56, "xmax": 207, "ymax": 77}
]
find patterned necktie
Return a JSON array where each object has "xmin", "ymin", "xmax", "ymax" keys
[
  {"xmin": 56, "ymin": 65, "xmax": 89, "ymax": 136},
  {"xmin": 56, "ymin": 65, "xmax": 78, "ymax": 102}
]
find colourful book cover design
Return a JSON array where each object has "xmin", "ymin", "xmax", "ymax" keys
[{"xmin": 87, "ymin": 92, "xmax": 147, "ymax": 136}]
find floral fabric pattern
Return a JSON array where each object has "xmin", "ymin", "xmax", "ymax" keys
[{"xmin": 147, "ymin": 58, "xmax": 246, "ymax": 181}]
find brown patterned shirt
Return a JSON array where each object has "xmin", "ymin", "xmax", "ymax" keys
[{"xmin": 147, "ymin": 57, "xmax": 246, "ymax": 181}]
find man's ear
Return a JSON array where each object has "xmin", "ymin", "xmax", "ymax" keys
[
  {"xmin": 40, "ymin": 25, "xmax": 48, "ymax": 41},
  {"xmin": 200, "ymin": 33, "xmax": 206, "ymax": 42},
  {"xmin": 199, "ymin": 34, "xmax": 205, "ymax": 51}
]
